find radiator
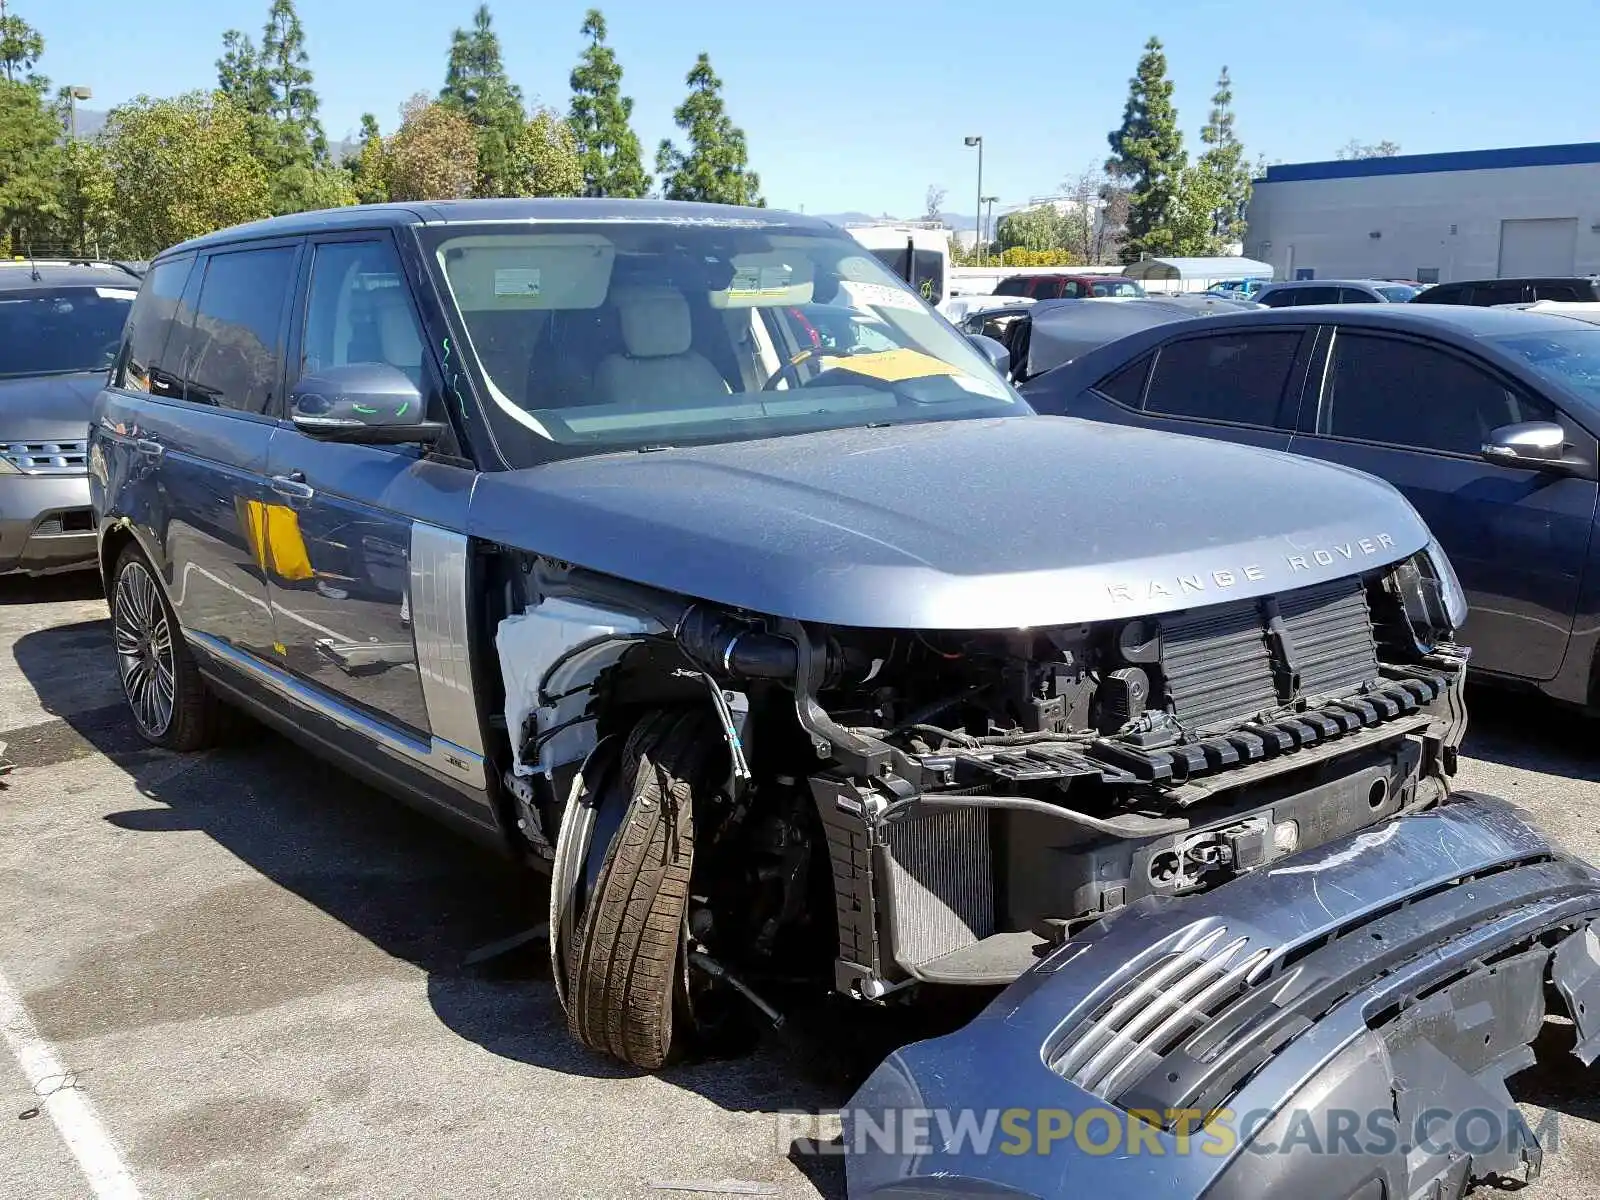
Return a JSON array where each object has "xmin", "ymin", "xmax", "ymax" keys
[{"xmin": 885, "ymin": 807, "xmax": 995, "ymax": 969}]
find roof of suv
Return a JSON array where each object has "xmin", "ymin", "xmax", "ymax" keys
[
  {"xmin": 1426, "ymin": 276, "xmax": 1599, "ymax": 288},
  {"xmin": 0, "ymin": 260, "xmax": 142, "ymax": 290},
  {"xmin": 162, "ymin": 198, "xmax": 832, "ymax": 258}
]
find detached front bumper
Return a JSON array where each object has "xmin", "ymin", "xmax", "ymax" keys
[
  {"xmin": 845, "ymin": 794, "xmax": 1600, "ymax": 1199},
  {"xmin": 0, "ymin": 474, "xmax": 96, "ymax": 575}
]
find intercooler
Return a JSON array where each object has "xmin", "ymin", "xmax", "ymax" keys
[{"xmin": 1160, "ymin": 577, "xmax": 1380, "ymax": 733}]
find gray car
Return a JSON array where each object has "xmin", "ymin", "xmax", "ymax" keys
[
  {"xmin": 0, "ymin": 260, "xmax": 139, "ymax": 575},
  {"xmin": 1257, "ymin": 278, "xmax": 1419, "ymax": 306},
  {"xmin": 87, "ymin": 202, "xmax": 1600, "ymax": 1194}
]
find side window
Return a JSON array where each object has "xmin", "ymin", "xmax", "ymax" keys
[
  {"xmin": 1337, "ymin": 287, "xmax": 1379, "ymax": 304},
  {"xmin": 1296, "ymin": 286, "xmax": 1339, "ymax": 305},
  {"xmin": 116, "ymin": 255, "xmax": 194, "ymax": 397},
  {"xmin": 1533, "ymin": 283, "xmax": 1582, "ymax": 302},
  {"xmin": 994, "ymin": 278, "xmax": 1024, "ymax": 297},
  {"xmin": 1095, "ymin": 354, "xmax": 1151, "ymax": 408},
  {"xmin": 1143, "ymin": 332, "xmax": 1301, "ymax": 427},
  {"xmin": 1258, "ymin": 288, "xmax": 1297, "ymax": 308},
  {"xmin": 299, "ymin": 239, "xmax": 428, "ymax": 393},
  {"xmin": 1062, "ymin": 281, "xmax": 1083, "ymax": 298},
  {"xmin": 1031, "ymin": 279, "xmax": 1060, "ymax": 300},
  {"xmin": 175, "ymin": 246, "xmax": 298, "ymax": 413},
  {"xmin": 1322, "ymin": 332, "xmax": 1556, "ymax": 455},
  {"xmin": 1472, "ymin": 282, "xmax": 1526, "ymax": 307}
]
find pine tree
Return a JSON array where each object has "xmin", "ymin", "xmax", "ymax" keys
[
  {"xmin": 0, "ymin": 9, "xmax": 43, "ymax": 85},
  {"xmin": 260, "ymin": 0, "xmax": 325, "ymax": 165},
  {"xmin": 655, "ymin": 54, "xmax": 762, "ymax": 207},
  {"xmin": 1192, "ymin": 66, "xmax": 1251, "ymax": 249},
  {"xmin": 1105, "ymin": 36, "xmax": 1186, "ymax": 261},
  {"xmin": 568, "ymin": 9, "xmax": 649, "ymax": 198},
  {"xmin": 440, "ymin": 4, "xmax": 526, "ymax": 197}
]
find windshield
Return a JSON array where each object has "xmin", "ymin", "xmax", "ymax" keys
[
  {"xmin": 1492, "ymin": 329, "xmax": 1600, "ymax": 400},
  {"xmin": 0, "ymin": 285, "xmax": 135, "ymax": 378},
  {"xmin": 1089, "ymin": 279, "xmax": 1144, "ymax": 298},
  {"xmin": 429, "ymin": 223, "xmax": 1022, "ymax": 461},
  {"xmin": 1377, "ymin": 285, "xmax": 1419, "ymax": 302},
  {"xmin": 864, "ymin": 246, "xmax": 945, "ymax": 305}
]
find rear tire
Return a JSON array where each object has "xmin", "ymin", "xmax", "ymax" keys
[
  {"xmin": 110, "ymin": 543, "xmax": 224, "ymax": 751},
  {"xmin": 566, "ymin": 706, "xmax": 723, "ymax": 1069}
]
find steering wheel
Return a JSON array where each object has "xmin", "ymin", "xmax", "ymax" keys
[{"xmin": 763, "ymin": 350, "xmax": 815, "ymax": 392}]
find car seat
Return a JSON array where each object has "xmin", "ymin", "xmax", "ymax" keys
[{"xmin": 593, "ymin": 286, "xmax": 730, "ymax": 407}]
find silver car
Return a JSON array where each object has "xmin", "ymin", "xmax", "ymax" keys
[{"xmin": 0, "ymin": 261, "xmax": 139, "ymax": 575}]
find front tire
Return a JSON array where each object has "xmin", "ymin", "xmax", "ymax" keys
[
  {"xmin": 566, "ymin": 707, "xmax": 723, "ymax": 1069},
  {"xmin": 111, "ymin": 544, "xmax": 223, "ymax": 751}
]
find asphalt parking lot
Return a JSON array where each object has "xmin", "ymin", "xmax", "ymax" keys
[{"xmin": 1, "ymin": 574, "xmax": 1598, "ymax": 1200}]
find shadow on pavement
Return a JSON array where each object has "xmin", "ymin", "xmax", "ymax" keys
[
  {"xmin": 10, "ymin": 613, "xmax": 926, "ymax": 1142},
  {"xmin": 1462, "ymin": 684, "xmax": 1600, "ymax": 783},
  {"xmin": 0, "ymin": 571, "xmax": 102, "ymax": 606}
]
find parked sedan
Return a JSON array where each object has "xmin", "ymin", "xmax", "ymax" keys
[
  {"xmin": 1257, "ymin": 279, "xmax": 1419, "ymax": 306},
  {"xmin": 1023, "ymin": 304, "xmax": 1600, "ymax": 707}
]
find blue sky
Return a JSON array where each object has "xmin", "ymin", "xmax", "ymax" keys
[{"xmin": 38, "ymin": 0, "xmax": 1600, "ymax": 217}]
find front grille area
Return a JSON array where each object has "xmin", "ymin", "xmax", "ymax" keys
[
  {"xmin": 1161, "ymin": 577, "xmax": 1379, "ymax": 732},
  {"xmin": 1, "ymin": 440, "xmax": 89, "ymax": 474}
]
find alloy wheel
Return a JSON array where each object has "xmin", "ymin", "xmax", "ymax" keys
[{"xmin": 113, "ymin": 560, "xmax": 176, "ymax": 738}]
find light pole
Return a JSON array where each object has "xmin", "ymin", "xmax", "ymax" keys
[
  {"xmin": 982, "ymin": 196, "xmax": 998, "ymax": 254},
  {"xmin": 66, "ymin": 85, "xmax": 92, "ymax": 140},
  {"xmin": 964, "ymin": 135, "xmax": 983, "ymax": 264}
]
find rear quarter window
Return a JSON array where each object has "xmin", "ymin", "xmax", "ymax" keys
[
  {"xmin": 116, "ymin": 254, "xmax": 195, "ymax": 397},
  {"xmin": 1094, "ymin": 355, "xmax": 1151, "ymax": 408}
]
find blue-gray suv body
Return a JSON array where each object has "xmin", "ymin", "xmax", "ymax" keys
[{"xmin": 92, "ymin": 199, "xmax": 1487, "ymax": 1089}]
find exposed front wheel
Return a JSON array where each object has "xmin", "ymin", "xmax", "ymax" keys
[
  {"xmin": 111, "ymin": 544, "xmax": 223, "ymax": 751},
  {"xmin": 565, "ymin": 706, "xmax": 724, "ymax": 1069}
]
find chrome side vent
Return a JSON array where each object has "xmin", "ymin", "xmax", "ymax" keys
[
  {"xmin": 1, "ymin": 440, "xmax": 89, "ymax": 475},
  {"xmin": 1045, "ymin": 925, "xmax": 1271, "ymax": 1103}
]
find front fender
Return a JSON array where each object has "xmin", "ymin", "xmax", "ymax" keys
[{"xmin": 846, "ymin": 794, "xmax": 1600, "ymax": 1199}]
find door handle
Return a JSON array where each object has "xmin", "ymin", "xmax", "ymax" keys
[
  {"xmin": 134, "ymin": 438, "xmax": 163, "ymax": 459},
  {"xmin": 269, "ymin": 473, "xmax": 315, "ymax": 501}
]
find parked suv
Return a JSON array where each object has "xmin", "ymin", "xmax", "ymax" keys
[
  {"xmin": 1413, "ymin": 276, "xmax": 1600, "ymax": 306},
  {"xmin": 1257, "ymin": 279, "xmax": 1418, "ymax": 306},
  {"xmin": 992, "ymin": 272, "xmax": 1145, "ymax": 300},
  {"xmin": 0, "ymin": 260, "xmax": 140, "ymax": 575},
  {"xmin": 93, "ymin": 200, "xmax": 1475, "ymax": 1081}
]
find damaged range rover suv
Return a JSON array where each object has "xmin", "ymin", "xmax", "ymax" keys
[{"xmin": 94, "ymin": 201, "xmax": 1488, "ymax": 1080}]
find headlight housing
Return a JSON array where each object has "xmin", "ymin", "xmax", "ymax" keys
[{"xmin": 1425, "ymin": 538, "xmax": 1469, "ymax": 631}]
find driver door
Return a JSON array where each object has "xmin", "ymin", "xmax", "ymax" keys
[{"xmin": 263, "ymin": 232, "xmax": 463, "ymax": 735}]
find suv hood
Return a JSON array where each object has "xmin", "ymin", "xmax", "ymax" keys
[
  {"xmin": 469, "ymin": 416, "xmax": 1430, "ymax": 630},
  {"xmin": 0, "ymin": 372, "xmax": 102, "ymax": 442}
]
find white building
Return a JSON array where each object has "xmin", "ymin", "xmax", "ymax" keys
[{"xmin": 1244, "ymin": 142, "xmax": 1600, "ymax": 285}]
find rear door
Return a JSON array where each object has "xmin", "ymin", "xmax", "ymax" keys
[
  {"xmin": 263, "ymin": 231, "xmax": 473, "ymax": 745},
  {"xmin": 1288, "ymin": 327, "xmax": 1597, "ymax": 680},
  {"xmin": 132, "ymin": 240, "xmax": 302, "ymax": 659},
  {"xmin": 1095, "ymin": 326, "xmax": 1312, "ymax": 452}
]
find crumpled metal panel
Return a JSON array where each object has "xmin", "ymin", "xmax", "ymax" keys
[{"xmin": 845, "ymin": 794, "xmax": 1600, "ymax": 1200}]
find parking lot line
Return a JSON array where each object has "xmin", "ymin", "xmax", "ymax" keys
[{"xmin": 0, "ymin": 966, "xmax": 143, "ymax": 1200}]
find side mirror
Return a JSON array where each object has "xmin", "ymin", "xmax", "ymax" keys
[
  {"xmin": 966, "ymin": 332, "xmax": 1011, "ymax": 375},
  {"xmin": 289, "ymin": 363, "xmax": 444, "ymax": 446},
  {"xmin": 1481, "ymin": 421, "xmax": 1574, "ymax": 471}
]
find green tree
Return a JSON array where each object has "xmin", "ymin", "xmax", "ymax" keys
[
  {"xmin": 0, "ymin": 9, "xmax": 43, "ymax": 85},
  {"xmin": 655, "ymin": 53, "xmax": 762, "ymax": 206},
  {"xmin": 511, "ymin": 106, "xmax": 584, "ymax": 198},
  {"xmin": 45, "ymin": 136, "xmax": 116, "ymax": 256},
  {"xmin": 1189, "ymin": 66, "xmax": 1251, "ymax": 250},
  {"xmin": 568, "ymin": 9, "xmax": 649, "ymax": 198},
  {"xmin": 346, "ymin": 112, "xmax": 389, "ymax": 204},
  {"xmin": 259, "ymin": 0, "xmax": 326, "ymax": 164},
  {"xmin": 98, "ymin": 92, "xmax": 272, "ymax": 258},
  {"xmin": 216, "ymin": 29, "xmax": 269, "ymax": 116},
  {"xmin": 995, "ymin": 205, "xmax": 1069, "ymax": 253},
  {"xmin": 0, "ymin": 79, "xmax": 64, "ymax": 252},
  {"xmin": 1105, "ymin": 36, "xmax": 1186, "ymax": 261},
  {"xmin": 386, "ymin": 93, "xmax": 478, "ymax": 202},
  {"xmin": 440, "ymin": 4, "xmax": 526, "ymax": 197}
]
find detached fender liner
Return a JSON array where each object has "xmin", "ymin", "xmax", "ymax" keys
[{"xmin": 844, "ymin": 795, "xmax": 1600, "ymax": 1200}]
